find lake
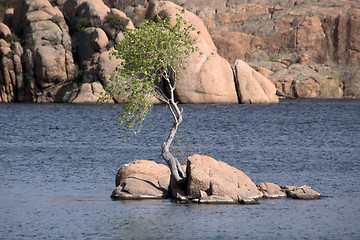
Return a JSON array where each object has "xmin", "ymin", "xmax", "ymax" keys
[{"xmin": 0, "ymin": 100, "xmax": 359, "ymax": 239}]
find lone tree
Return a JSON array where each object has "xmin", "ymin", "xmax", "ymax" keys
[{"xmin": 101, "ymin": 10, "xmax": 199, "ymax": 185}]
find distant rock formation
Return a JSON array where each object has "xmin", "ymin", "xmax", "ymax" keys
[
  {"xmin": 7, "ymin": 0, "xmax": 357, "ymax": 102},
  {"xmin": 13, "ymin": 0, "xmax": 76, "ymax": 102},
  {"xmin": 111, "ymin": 154, "xmax": 322, "ymax": 204},
  {"xmin": 166, "ymin": 0, "xmax": 360, "ymax": 98},
  {"xmin": 234, "ymin": 59, "xmax": 279, "ymax": 104}
]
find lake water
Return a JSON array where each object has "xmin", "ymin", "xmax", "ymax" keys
[{"xmin": 0, "ymin": 100, "xmax": 359, "ymax": 239}]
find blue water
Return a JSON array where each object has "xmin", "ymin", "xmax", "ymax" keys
[{"xmin": 0, "ymin": 100, "xmax": 359, "ymax": 239}]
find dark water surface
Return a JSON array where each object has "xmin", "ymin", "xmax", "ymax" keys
[{"xmin": 0, "ymin": 100, "xmax": 359, "ymax": 239}]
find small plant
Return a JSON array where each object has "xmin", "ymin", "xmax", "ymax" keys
[
  {"xmin": 104, "ymin": 13, "xmax": 129, "ymax": 33},
  {"xmin": 4, "ymin": 33, "xmax": 21, "ymax": 44},
  {"xmin": 76, "ymin": 18, "xmax": 91, "ymax": 32}
]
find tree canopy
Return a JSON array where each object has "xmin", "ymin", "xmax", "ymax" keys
[{"xmin": 101, "ymin": 9, "xmax": 200, "ymax": 183}]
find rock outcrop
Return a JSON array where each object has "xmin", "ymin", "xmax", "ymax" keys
[
  {"xmin": 249, "ymin": 60, "xmax": 344, "ymax": 99},
  {"xmin": 257, "ymin": 182, "xmax": 287, "ymax": 199},
  {"xmin": 186, "ymin": 154, "xmax": 263, "ymax": 204},
  {"xmin": 111, "ymin": 154, "xmax": 321, "ymax": 204},
  {"xmin": 146, "ymin": 1, "xmax": 238, "ymax": 104},
  {"xmin": 72, "ymin": 82, "xmax": 108, "ymax": 103},
  {"xmin": 166, "ymin": 0, "xmax": 360, "ymax": 98},
  {"xmin": 281, "ymin": 185, "xmax": 321, "ymax": 200},
  {"xmin": 0, "ymin": 0, "xmax": 137, "ymax": 103},
  {"xmin": 111, "ymin": 160, "xmax": 171, "ymax": 199},
  {"xmin": 169, "ymin": 0, "xmax": 360, "ymax": 67},
  {"xmin": 7, "ymin": 0, "xmax": 357, "ymax": 102},
  {"xmin": 234, "ymin": 60, "xmax": 279, "ymax": 104},
  {"xmin": 0, "ymin": 0, "xmax": 280, "ymax": 104},
  {"xmin": 0, "ymin": 0, "xmax": 77, "ymax": 102}
]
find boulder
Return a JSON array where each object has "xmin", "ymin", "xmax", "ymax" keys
[
  {"xmin": 186, "ymin": 154, "xmax": 263, "ymax": 204},
  {"xmin": 110, "ymin": 8, "xmax": 135, "ymax": 30},
  {"xmin": 293, "ymin": 78, "xmax": 320, "ymax": 99},
  {"xmin": 72, "ymin": 82, "xmax": 107, "ymax": 103},
  {"xmin": 87, "ymin": 27, "xmax": 108, "ymax": 52},
  {"xmin": 72, "ymin": 27, "xmax": 108, "ymax": 63},
  {"xmin": 0, "ymin": 23, "xmax": 11, "ymax": 39},
  {"xmin": 257, "ymin": 182, "xmax": 287, "ymax": 199},
  {"xmin": 281, "ymin": 185, "xmax": 321, "ymax": 200},
  {"xmin": 146, "ymin": 1, "xmax": 238, "ymax": 104},
  {"xmin": 97, "ymin": 50, "xmax": 123, "ymax": 85},
  {"xmin": 102, "ymin": 8, "xmax": 135, "ymax": 40},
  {"xmin": 111, "ymin": 160, "xmax": 171, "ymax": 199},
  {"xmin": 63, "ymin": 0, "xmax": 110, "ymax": 32},
  {"xmin": 234, "ymin": 60, "xmax": 279, "ymax": 104},
  {"xmin": 34, "ymin": 45, "xmax": 68, "ymax": 88}
]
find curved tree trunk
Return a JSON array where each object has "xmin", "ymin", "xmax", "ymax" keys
[{"xmin": 161, "ymin": 72, "xmax": 187, "ymax": 184}]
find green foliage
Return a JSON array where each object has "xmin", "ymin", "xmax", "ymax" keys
[
  {"xmin": 100, "ymin": 9, "xmax": 199, "ymax": 135},
  {"xmin": 104, "ymin": 13, "xmax": 129, "ymax": 33},
  {"xmin": 76, "ymin": 18, "xmax": 91, "ymax": 32},
  {"xmin": 4, "ymin": 33, "xmax": 21, "ymax": 44}
]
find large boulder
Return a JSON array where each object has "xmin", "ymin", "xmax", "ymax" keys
[
  {"xmin": 72, "ymin": 82, "xmax": 108, "ymax": 104},
  {"xmin": 146, "ymin": 1, "xmax": 238, "ymax": 104},
  {"xmin": 186, "ymin": 154, "xmax": 263, "ymax": 204},
  {"xmin": 111, "ymin": 160, "xmax": 171, "ymax": 199},
  {"xmin": 234, "ymin": 60, "xmax": 279, "ymax": 104},
  {"xmin": 97, "ymin": 49, "xmax": 123, "ymax": 85}
]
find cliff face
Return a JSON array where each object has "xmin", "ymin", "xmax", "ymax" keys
[
  {"xmin": 113, "ymin": 0, "xmax": 360, "ymax": 98},
  {"xmin": 168, "ymin": 0, "xmax": 360, "ymax": 66},
  {"xmin": 0, "ymin": 0, "xmax": 359, "ymax": 102}
]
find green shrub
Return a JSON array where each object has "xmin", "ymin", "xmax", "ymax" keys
[
  {"xmin": 4, "ymin": 33, "xmax": 21, "ymax": 43},
  {"xmin": 76, "ymin": 18, "xmax": 91, "ymax": 32},
  {"xmin": 104, "ymin": 13, "xmax": 129, "ymax": 33}
]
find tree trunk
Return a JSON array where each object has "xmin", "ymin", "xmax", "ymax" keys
[
  {"xmin": 161, "ymin": 73, "xmax": 187, "ymax": 184},
  {"xmin": 161, "ymin": 111, "xmax": 186, "ymax": 183}
]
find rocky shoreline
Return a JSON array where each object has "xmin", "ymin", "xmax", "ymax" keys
[{"xmin": 1, "ymin": 0, "xmax": 359, "ymax": 103}]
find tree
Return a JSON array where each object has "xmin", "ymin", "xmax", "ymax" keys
[{"xmin": 100, "ymin": 9, "xmax": 199, "ymax": 185}]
